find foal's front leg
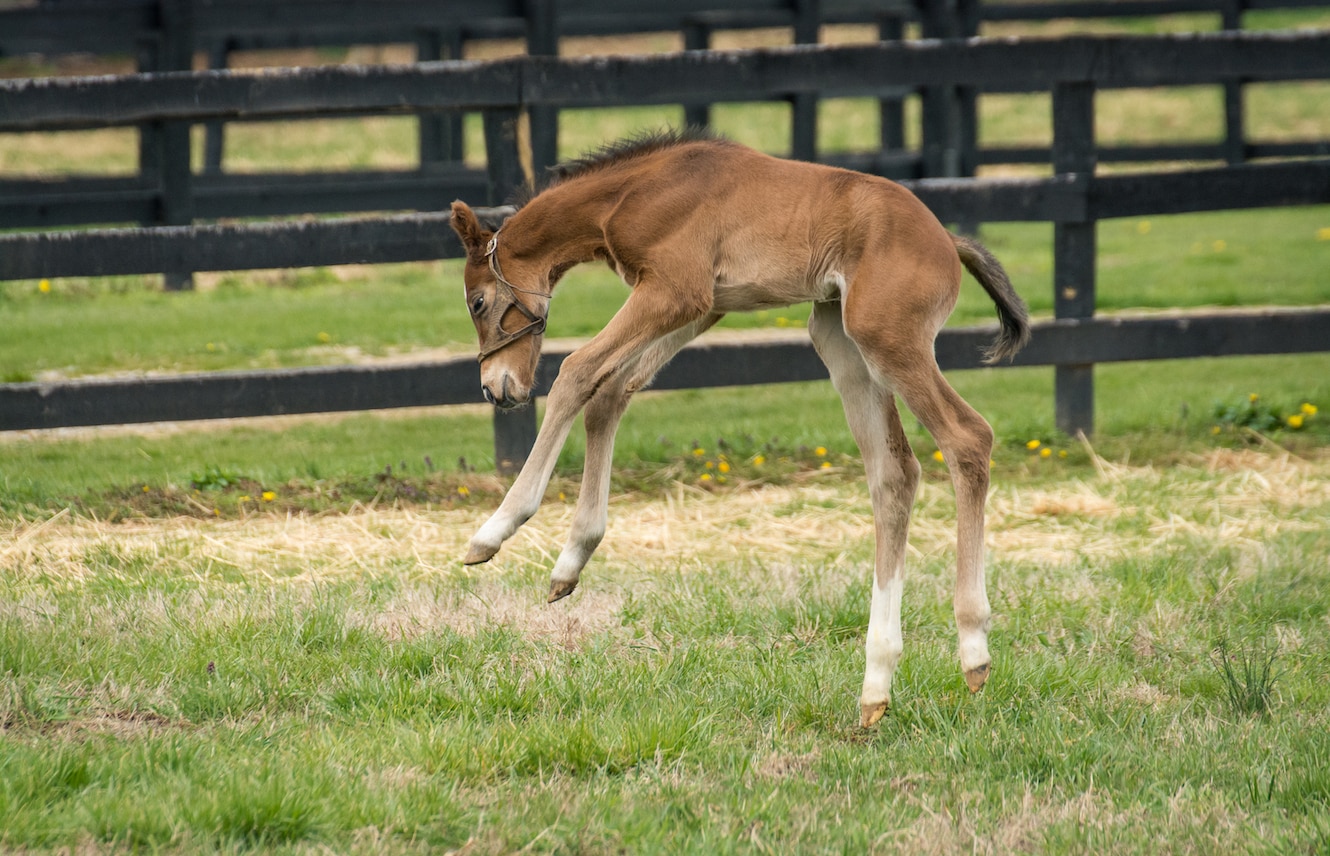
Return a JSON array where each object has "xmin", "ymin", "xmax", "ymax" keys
[
  {"xmin": 464, "ymin": 282, "xmax": 712, "ymax": 569},
  {"xmin": 547, "ymin": 315, "xmax": 720, "ymax": 602}
]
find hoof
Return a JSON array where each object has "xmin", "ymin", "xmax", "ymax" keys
[
  {"xmin": 547, "ymin": 578, "xmax": 578, "ymax": 603},
  {"xmin": 964, "ymin": 662, "xmax": 990, "ymax": 693},
  {"xmin": 463, "ymin": 540, "xmax": 499, "ymax": 565},
  {"xmin": 860, "ymin": 700, "xmax": 889, "ymax": 729}
]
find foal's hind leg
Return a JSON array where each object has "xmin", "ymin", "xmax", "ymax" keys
[
  {"xmin": 547, "ymin": 314, "xmax": 721, "ymax": 602},
  {"xmin": 810, "ymin": 302, "xmax": 921, "ymax": 727},
  {"xmin": 866, "ymin": 347, "xmax": 995, "ymax": 694}
]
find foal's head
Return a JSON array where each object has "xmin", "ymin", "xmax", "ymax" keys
[{"xmin": 449, "ymin": 201, "xmax": 546, "ymax": 410}]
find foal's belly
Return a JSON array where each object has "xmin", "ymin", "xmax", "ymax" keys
[{"xmin": 711, "ymin": 273, "xmax": 844, "ymax": 313}]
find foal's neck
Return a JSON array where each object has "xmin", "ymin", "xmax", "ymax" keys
[{"xmin": 502, "ymin": 181, "xmax": 614, "ymax": 285}]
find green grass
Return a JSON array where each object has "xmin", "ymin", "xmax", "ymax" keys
[{"xmin": 3, "ymin": 459, "xmax": 1329, "ymax": 852}]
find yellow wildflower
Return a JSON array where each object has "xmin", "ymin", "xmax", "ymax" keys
[
  {"xmin": 261, "ymin": 491, "xmax": 276, "ymax": 502},
  {"xmin": 317, "ymin": 331, "xmax": 332, "ymax": 344},
  {"xmin": 1249, "ymin": 393, "xmax": 1259, "ymax": 403},
  {"xmin": 1317, "ymin": 227, "xmax": 1330, "ymax": 241},
  {"xmin": 932, "ymin": 450, "xmax": 945, "ymax": 463},
  {"xmin": 1212, "ymin": 425, "xmax": 1222, "ymax": 435},
  {"xmin": 1136, "ymin": 220, "xmax": 1152, "ymax": 235},
  {"xmin": 1302, "ymin": 402, "xmax": 1318, "ymax": 416},
  {"xmin": 705, "ymin": 460, "xmax": 714, "ymax": 469},
  {"xmin": 142, "ymin": 485, "xmax": 150, "ymax": 493},
  {"xmin": 775, "ymin": 317, "xmax": 789, "ymax": 327},
  {"xmin": 699, "ymin": 473, "xmax": 712, "ymax": 483},
  {"xmin": 753, "ymin": 455, "xmax": 765, "ymax": 466},
  {"xmin": 692, "ymin": 447, "xmax": 705, "ymax": 457},
  {"xmin": 1058, "ymin": 450, "xmax": 1068, "ymax": 459},
  {"xmin": 1212, "ymin": 239, "xmax": 1227, "ymax": 253},
  {"xmin": 1040, "ymin": 447, "xmax": 1053, "ymax": 459},
  {"xmin": 39, "ymin": 279, "xmax": 51, "ymax": 293},
  {"xmin": 457, "ymin": 486, "xmax": 470, "ymax": 498},
  {"xmin": 1026, "ymin": 439, "xmax": 1041, "ymax": 450},
  {"xmin": 718, "ymin": 461, "xmax": 731, "ymax": 474},
  {"xmin": 1287, "ymin": 414, "xmax": 1304, "ymax": 429},
  {"xmin": 238, "ymin": 495, "xmax": 251, "ymax": 503},
  {"xmin": 815, "ymin": 446, "xmax": 827, "ymax": 457},
  {"xmin": 820, "ymin": 461, "xmax": 831, "ymax": 469}
]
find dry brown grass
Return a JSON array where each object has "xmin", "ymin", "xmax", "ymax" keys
[{"xmin": 5, "ymin": 449, "xmax": 1327, "ymax": 657}]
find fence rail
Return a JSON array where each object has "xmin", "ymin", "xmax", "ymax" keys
[{"xmin": 3, "ymin": 27, "xmax": 1330, "ymax": 465}]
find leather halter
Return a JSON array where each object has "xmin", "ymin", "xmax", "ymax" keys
[{"xmin": 475, "ymin": 233, "xmax": 548, "ymax": 362}]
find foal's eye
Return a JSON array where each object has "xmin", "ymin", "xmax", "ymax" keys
[{"xmin": 470, "ymin": 294, "xmax": 485, "ymax": 315}]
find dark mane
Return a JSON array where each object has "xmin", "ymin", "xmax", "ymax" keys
[{"xmin": 512, "ymin": 127, "xmax": 728, "ymax": 207}]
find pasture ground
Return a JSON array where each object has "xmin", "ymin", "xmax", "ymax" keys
[{"xmin": 3, "ymin": 440, "xmax": 1329, "ymax": 853}]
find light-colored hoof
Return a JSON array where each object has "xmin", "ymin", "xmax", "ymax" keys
[
  {"xmin": 860, "ymin": 699, "xmax": 889, "ymax": 729},
  {"xmin": 964, "ymin": 662, "xmax": 990, "ymax": 693},
  {"xmin": 463, "ymin": 540, "xmax": 500, "ymax": 565},
  {"xmin": 547, "ymin": 578, "xmax": 579, "ymax": 603}
]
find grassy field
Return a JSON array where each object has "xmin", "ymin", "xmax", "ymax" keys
[
  {"xmin": 3, "ymin": 11, "xmax": 1330, "ymax": 854},
  {"xmin": 3, "ymin": 447, "xmax": 1329, "ymax": 852}
]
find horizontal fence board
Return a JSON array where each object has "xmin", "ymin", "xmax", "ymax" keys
[
  {"xmin": 0, "ymin": 213, "xmax": 463, "ymax": 280},
  {"xmin": 5, "ymin": 30, "xmax": 1330, "ymax": 132},
  {"xmin": 5, "ymin": 310, "xmax": 1327, "ymax": 431},
  {"xmin": 1090, "ymin": 160, "xmax": 1330, "ymax": 218}
]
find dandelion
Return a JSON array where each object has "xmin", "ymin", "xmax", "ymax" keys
[
  {"xmin": 1040, "ymin": 447, "xmax": 1053, "ymax": 459},
  {"xmin": 815, "ymin": 446, "xmax": 828, "ymax": 457},
  {"xmin": 775, "ymin": 317, "xmax": 790, "ymax": 328},
  {"xmin": 1249, "ymin": 393, "xmax": 1260, "ymax": 403},
  {"xmin": 142, "ymin": 485, "xmax": 150, "ymax": 493},
  {"xmin": 1212, "ymin": 239, "xmax": 1227, "ymax": 253},
  {"xmin": 692, "ymin": 447, "xmax": 705, "ymax": 457},
  {"xmin": 718, "ymin": 461, "xmax": 731, "ymax": 474},
  {"xmin": 1212, "ymin": 425, "xmax": 1222, "ymax": 435},
  {"xmin": 206, "ymin": 342, "xmax": 217, "ymax": 352},
  {"xmin": 753, "ymin": 455, "xmax": 766, "ymax": 466},
  {"xmin": 558, "ymin": 491, "xmax": 567, "ymax": 502},
  {"xmin": 705, "ymin": 460, "xmax": 714, "ymax": 470},
  {"xmin": 457, "ymin": 486, "xmax": 470, "ymax": 498},
  {"xmin": 1287, "ymin": 414, "xmax": 1304, "ymax": 429},
  {"xmin": 317, "ymin": 331, "xmax": 332, "ymax": 344},
  {"xmin": 820, "ymin": 461, "xmax": 832, "ymax": 469},
  {"xmin": 238, "ymin": 495, "xmax": 251, "ymax": 503},
  {"xmin": 1302, "ymin": 402, "xmax": 1318, "ymax": 416},
  {"xmin": 38, "ymin": 279, "xmax": 51, "ymax": 293},
  {"xmin": 1318, "ymin": 227, "xmax": 1330, "ymax": 241},
  {"xmin": 1136, "ymin": 220, "xmax": 1152, "ymax": 235},
  {"xmin": 699, "ymin": 473, "xmax": 712, "ymax": 483},
  {"xmin": 1026, "ymin": 439, "xmax": 1042, "ymax": 450},
  {"xmin": 261, "ymin": 490, "xmax": 276, "ymax": 502},
  {"xmin": 932, "ymin": 450, "xmax": 945, "ymax": 463},
  {"xmin": 1058, "ymin": 450, "xmax": 1068, "ymax": 459}
]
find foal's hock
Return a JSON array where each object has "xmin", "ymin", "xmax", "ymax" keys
[{"xmin": 449, "ymin": 130, "xmax": 1029, "ymax": 727}]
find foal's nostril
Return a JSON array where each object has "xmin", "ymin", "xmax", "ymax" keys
[{"xmin": 481, "ymin": 385, "xmax": 496, "ymax": 405}]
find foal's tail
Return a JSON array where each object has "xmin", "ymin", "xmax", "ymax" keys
[{"xmin": 952, "ymin": 234, "xmax": 1031, "ymax": 365}]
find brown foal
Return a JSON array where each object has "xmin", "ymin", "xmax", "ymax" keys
[{"xmin": 449, "ymin": 130, "xmax": 1029, "ymax": 726}]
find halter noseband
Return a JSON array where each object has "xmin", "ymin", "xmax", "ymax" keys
[{"xmin": 475, "ymin": 233, "xmax": 548, "ymax": 362}]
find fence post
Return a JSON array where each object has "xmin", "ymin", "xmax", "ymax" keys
[
  {"xmin": 1221, "ymin": 0, "xmax": 1248, "ymax": 164},
  {"xmin": 876, "ymin": 13, "xmax": 906, "ymax": 157},
  {"xmin": 418, "ymin": 28, "xmax": 466, "ymax": 168},
  {"xmin": 483, "ymin": 109, "xmax": 539, "ymax": 474},
  {"xmin": 1052, "ymin": 81, "xmax": 1097, "ymax": 437},
  {"xmin": 526, "ymin": 0, "xmax": 559, "ymax": 174},
  {"xmin": 143, "ymin": 0, "xmax": 196, "ymax": 291},
  {"xmin": 790, "ymin": 0, "xmax": 821, "ymax": 162},
  {"xmin": 682, "ymin": 20, "xmax": 713, "ymax": 129}
]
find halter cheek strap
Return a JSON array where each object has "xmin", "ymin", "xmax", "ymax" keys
[{"xmin": 475, "ymin": 233, "xmax": 549, "ymax": 362}]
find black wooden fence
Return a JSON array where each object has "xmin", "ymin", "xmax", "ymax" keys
[
  {"xmin": 2, "ymin": 29, "xmax": 1330, "ymax": 468},
  {"xmin": 4, "ymin": 0, "xmax": 1328, "ymax": 238}
]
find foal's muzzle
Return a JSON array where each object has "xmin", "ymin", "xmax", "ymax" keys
[{"xmin": 481, "ymin": 375, "xmax": 525, "ymax": 410}]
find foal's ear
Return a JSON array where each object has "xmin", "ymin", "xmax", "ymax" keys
[{"xmin": 449, "ymin": 200, "xmax": 492, "ymax": 263}]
